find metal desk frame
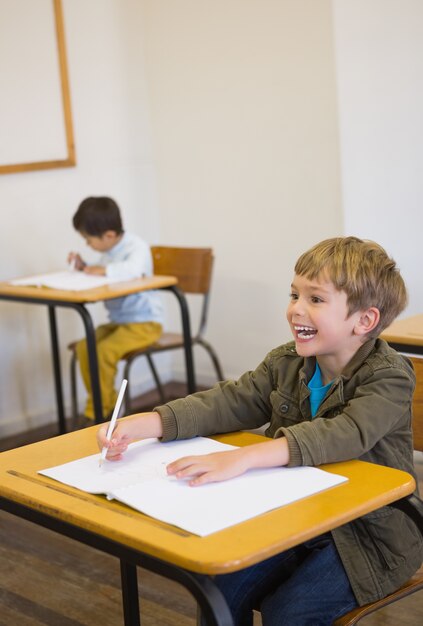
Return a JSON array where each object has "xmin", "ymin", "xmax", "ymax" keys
[
  {"xmin": 0, "ymin": 284, "xmax": 195, "ymax": 432},
  {"xmin": 0, "ymin": 495, "xmax": 233, "ymax": 626},
  {"xmin": 1, "ymin": 490, "xmax": 421, "ymax": 626},
  {"xmin": 386, "ymin": 341, "xmax": 423, "ymax": 357}
]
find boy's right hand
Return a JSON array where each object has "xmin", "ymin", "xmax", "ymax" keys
[
  {"xmin": 97, "ymin": 422, "xmax": 132, "ymax": 460},
  {"xmin": 96, "ymin": 412, "xmax": 164, "ymax": 461},
  {"xmin": 68, "ymin": 252, "xmax": 86, "ymax": 271}
]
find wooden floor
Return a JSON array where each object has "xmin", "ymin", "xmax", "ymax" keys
[{"xmin": 0, "ymin": 386, "xmax": 422, "ymax": 625}]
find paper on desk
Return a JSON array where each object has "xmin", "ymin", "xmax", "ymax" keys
[
  {"xmin": 10, "ymin": 271, "xmax": 121, "ymax": 291},
  {"xmin": 39, "ymin": 437, "xmax": 348, "ymax": 536},
  {"xmin": 40, "ymin": 438, "xmax": 228, "ymax": 494}
]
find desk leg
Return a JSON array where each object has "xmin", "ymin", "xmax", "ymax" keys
[
  {"xmin": 0, "ymin": 496, "xmax": 233, "ymax": 626},
  {"xmin": 74, "ymin": 304, "xmax": 103, "ymax": 424},
  {"xmin": 48, "ymin": 306, "xmax": 66, "ymax": 434},
  {"xmin": 189, "ymin": 575, "xmax": 234, "ymax": 626},
  {"xmin": 136, "ymin": 558, "xmax": 234, "ymax": 626},
  {"xmin": 119, "ymin": 565, "xmax": 234, "ymax": 626},
  {"xmin": 167, "ymin": 285, "xmax": 196, "ymax": 394},
  {"xmin": 120, "ymin": 561, "xmax": 141, "ymax": 626}
]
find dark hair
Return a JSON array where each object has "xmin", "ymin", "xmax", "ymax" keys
[{"xmin": 72, "ymin": 197, "xmax": 123, "ymax": 236}]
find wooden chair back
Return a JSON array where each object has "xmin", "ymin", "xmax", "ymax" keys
[
  {"xmin": 411, "ymin": 357, "xmax": 423, "ymax": 451},
  {"xmin": 151, "ymin": 246, "xmax": 213, "ymax": 295}
]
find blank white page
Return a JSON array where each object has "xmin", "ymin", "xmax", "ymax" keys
[
  {"xmin": 39, "ymin": 437, "xmax": 348, "ymax": 536},
  {"xmin": 10, "ymin": 271, "xmax": 121, "ymax": 291}
]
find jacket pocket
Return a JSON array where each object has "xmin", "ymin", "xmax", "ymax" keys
[
  {"xmin": 269, "ymin": 390, "xmax": 302, "ymax": 427},
  {"xmin": 358, "ymin": 508, "xmax": 408, "ymax": 571}
]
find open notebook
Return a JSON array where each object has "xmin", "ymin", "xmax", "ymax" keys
[
  {"xmin": 10, "ymin": 270, "xmax": 122, "ymax": 291},
  {"xmin": 39, "ymin": 437, "xmax": 348, "ymax": 536}
]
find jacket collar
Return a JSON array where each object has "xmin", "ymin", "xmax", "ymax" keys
[
  {"xmin": 300, "ymin": 338, "xmax": 377, "ymax": 385},
  {"xmin": 298, "ymin": 339, "xmax": 377, "ymax": 416},
  {"xmin": 340, "ymin": 338, "xmax": 376, "ymax": 380}
]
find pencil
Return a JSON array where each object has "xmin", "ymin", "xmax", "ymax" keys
[{"xmin": 98, "ymin": 378, "xmax": 128, "ymax": 467}]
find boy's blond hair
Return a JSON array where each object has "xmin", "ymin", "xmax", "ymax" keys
[{"xmin": 294, "ymin": 236, "xmax": 407, "ymax": 339}]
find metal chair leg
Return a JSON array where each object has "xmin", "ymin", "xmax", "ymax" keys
[
  {"xmin": 123, "ymin": 352, "xmax": 166, "ymax": 414},
  {"xmin": 70, "ymin": 351, "xmax": 79, "ymax": 428},
  {"xmin": 146, "ymin": 354, "xmax": 166, "ymax": 404},
  {"xmin": 123, "ymin": 359, "xmax": 132, "ymax": 415},
  {"xmin": 196, "ymin": 338, "xmax": 225, "ymax": 381}
]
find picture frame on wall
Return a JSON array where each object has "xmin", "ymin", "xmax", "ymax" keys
[{"xmin": 0, "ymin": 0, "xmax": 76, "ymax": 174}]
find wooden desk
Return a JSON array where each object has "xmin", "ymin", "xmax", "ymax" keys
[
  {"xmin": 381, "ymin": 314, "xmax": 423, "ymax": 449},
  {"xmin": 0, "ymin": 430, "xmax": 416, "ymax": 626},
  {"xmin": 0, "ymin": 276, "xmax": 195, "ymax": 431},
  {"xmin": 382, "ymin": 313, "xmax": 423, "ymax": 355}
]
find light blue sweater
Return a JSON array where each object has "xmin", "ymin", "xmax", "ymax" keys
[{"xmin": 100, "ymin": 232, "xmax": 163, "ymax": 324}]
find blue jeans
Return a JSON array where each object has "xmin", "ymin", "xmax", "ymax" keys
[{"xmin": 203, "ymin": 533, "xmax": 358, "ymax": 626}]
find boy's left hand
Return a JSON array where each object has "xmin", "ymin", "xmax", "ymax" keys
[
  {"xmin": 166, "ymin": 448, "xmax": 250, "ymax": 486},
  {"xmin": 167, "ymin": 438, "xmax": 290, "ymax": 487}
]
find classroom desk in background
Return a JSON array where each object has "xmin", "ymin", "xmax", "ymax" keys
[
  {"xmin": 0, "ymin": 430, "xmax": 417, "ymax": 626},
  {"xmin": 381, "ymin": 313, "xmax": 423, "ymax": 449},
  {"xmin": 382, "ymin": 313, "xmax": 423, "ymax": 356},
  {"xmin": 0, "ymin": 276, "xmax": 195, "ymax": 432}
]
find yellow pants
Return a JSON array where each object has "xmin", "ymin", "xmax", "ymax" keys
[{"xmin": 76, "ymin": 321, "xmax": 162, "ymax": 419}]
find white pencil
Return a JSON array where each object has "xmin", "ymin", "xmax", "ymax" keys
[{"xmin": 99, "ymin": 378, "xmax": 128, "ymax": 467}]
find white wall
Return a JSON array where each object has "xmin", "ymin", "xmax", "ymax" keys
[
  {"xmin": 139, "ymin": 0, "xmax": 342, "ymax": 382},
  {"xmin": 0, "ymin": 0, "xmax": 162, "ymax": 436},
  {"xmin": 333, "ymin": 0, "xmax": 423, "ymax": 314}
]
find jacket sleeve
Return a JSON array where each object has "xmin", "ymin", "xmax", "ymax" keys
[
  {"xmin": 280, "ymin": 363, "xmax": 415, "ymax": 466},
  {"xmin": 156, "ymin": 355, "xmax": 276, "ymax": 441}
]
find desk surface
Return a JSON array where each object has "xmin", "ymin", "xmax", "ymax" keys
[
  {"xmin": 0, "ymin": 429, "xmax": 415, "ymax": 575},
  {"xmin": 0, "ymin": 275, "xmax": 177, "ymax": 304},
  {"xmin": 381, "ymin": 314, "xmax": 423, "ymax": 348}
]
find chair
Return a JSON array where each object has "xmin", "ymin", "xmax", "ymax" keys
[
  {"xmin": 69, "ymin": 246, "xmax": 224, "ymax": 421},
  {"xmin": 333, "ymin": 355, "xmax": 423, "ymax": 624},
  {"xmin": 122, "ymin": 246, "xmax": 224, "ymax": 411},
  {"xmin": 333, "ymin": 565, "xmax": 423, "ymax": 625}
]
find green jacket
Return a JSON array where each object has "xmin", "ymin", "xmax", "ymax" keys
[{"xmin": 157, "ymin": 338, "xmax": 423, "ymax": 605}]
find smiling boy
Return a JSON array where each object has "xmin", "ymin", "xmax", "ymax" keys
[{"xmin": 97, "ymin": 236, "xmax": 422, "ymax": 625}]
